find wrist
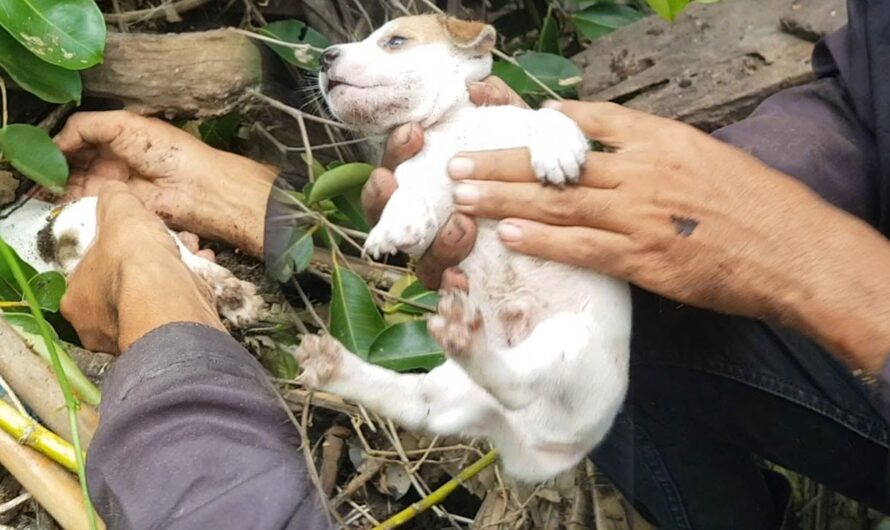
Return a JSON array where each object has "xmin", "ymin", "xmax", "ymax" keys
[
  {"xmin": 785, "ymin": 212, "xmax": 890, "ymax": 372},
  {"xmin": 116, "ymin": 259, "xmax": 224, "ymax": 352},
  {"xmin": 179, "ymin": 151, "xmax": 276, "ymax": 258}
]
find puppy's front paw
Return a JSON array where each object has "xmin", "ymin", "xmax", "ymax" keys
[
  {"xmin": 528, "ymin": 109, "xmax": 589, "ymax": 186},
  {"xmin": 295, "ymin": 334, "xmax": 345, "ymax": 389},
  {"xmin": 363, "ymin": 202, "xmax": 437, "ymax": 259},
  {"xmin": 428, "ymin": 290, "xmax": 484, "ymax": 359},
  {"xmin": 217, "ymin": 278, "xmax": 265, "ymax": 328}
]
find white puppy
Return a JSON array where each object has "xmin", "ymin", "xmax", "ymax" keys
[
  {"xmin": 1, "ymin": 198, "xmax": 265, "ymax": 328},
  {"xmin": 295, "ymin": 15, "xmax": 632, "ymax": 482}
]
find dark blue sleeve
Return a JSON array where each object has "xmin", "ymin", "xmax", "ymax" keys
[{"xmin": 85, "ymin": 323, "xmax": 329, "ymax": 530}]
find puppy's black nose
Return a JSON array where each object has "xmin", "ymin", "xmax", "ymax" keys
[{"xmin": 320, "ymin": 47, "xmax": 341, "ymax": 72}]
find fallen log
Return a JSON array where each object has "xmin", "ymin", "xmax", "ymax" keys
[
  {"xmin": 82, "ymin": 29, "xmax": 264, "ymax": 118},
  {"xmin": 573, "ymin": 0, "xmax": 846, "ymax": 131}
]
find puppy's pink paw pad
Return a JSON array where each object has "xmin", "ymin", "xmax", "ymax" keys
[
  {"xmin": 295, "ymin": 334, "xmax": 344, "ymax": 388},
  {"xmin": 428, "ymin": 290, "xmax": 483, "ymax": 358}
]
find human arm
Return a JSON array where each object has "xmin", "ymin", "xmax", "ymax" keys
[
  {"xmin": 54, "ymin": 111, "xmax": 276, "ymax": 258},
  {"xmin": 62, "ymin": 184, "xmax": 327, "ymax": 529}
]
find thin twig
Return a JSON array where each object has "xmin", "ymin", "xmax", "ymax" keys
[
  {"xmin": 0, "ymin": 492, "xmax": 31, "ymax": 515},
  {"xmin": 104, "ymin": 0, "xmax": 211, "ymax": 23},
  {"xmin": 250, "ymin": 90, "xmax": 354, "ymax": 131},
  {"xmin": 0, "ymin": 373, "xmax": 29, "ymax": 418},
  {"xmin": 0, "ymin": 77, "xmax": 7, "ymax": 129},
  {"xmin": 230, "ymin": 28, "xmax": 326, "ymax": 53}
]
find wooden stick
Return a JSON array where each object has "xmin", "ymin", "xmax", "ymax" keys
[
  {"xmin": 0, "ymin": 430, "xmax": 105, "ymax": 530},
  {"xmin": 0, "ymin": 400, "xmax": 79, "ymax": 473},
  {"xmin": 0, "ymin": 320, "xmax": 98, "ymax": 448}
]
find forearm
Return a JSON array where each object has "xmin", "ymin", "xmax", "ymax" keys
[
  {"xmin": 86, "ymin": 323, "xmax": 328, "ymax": 530},
  {"xmin": 177, "ymin": 152, "xmax": 277, "ymax": 259},
  {"xmin": 785, "ymin": 206, "xmax": 890, "ymax": 372}
]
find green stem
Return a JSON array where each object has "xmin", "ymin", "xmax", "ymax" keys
[
  {"xmin": 0, "ymin": 238, "xmax": 99, "ymax": 530},
  {"xmin": 372, "ymin": 450, "xmax": 499, "ymax": 530}
]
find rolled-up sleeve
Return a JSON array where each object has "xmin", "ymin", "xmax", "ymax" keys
[{"xmin": 86, "ymin": 323, "xmax": 329, "ymax": 530}]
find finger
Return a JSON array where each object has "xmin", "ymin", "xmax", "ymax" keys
[
  {"xmin": 54, "ymin": 111, "xmax": 137, "ymax": 153},
  {"xmin": 496, "ymin": 219, "xmax": 635, "ymax": 276},
  {"xmin": 453, "ymin": 180, "xmax": 625, "ymax": 232},
  {"xmin": 449, "ymin": 150, "xmax": 624, "ymax": 188},
  {"xmin": 361, "ymin": 168, "xmax": 399, "ymax": 225},
  {"xmin": 469, "ymin": 76, "xmax": 528, "ymax": 108},
  {"xmin": 416, "ymin": 214, "xmax": 477, "ymax": 289},
  {"xmin": 380, "ymin": 123, "xmax": 424, "ymax": 171},
  {"xmin": 543, "ymin": 100, "xmax": 650, "ymax": 147}
]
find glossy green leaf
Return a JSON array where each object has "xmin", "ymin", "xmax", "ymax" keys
[
  {"xmin": 199, "ymin": 111, "xmax": 240, "ymax": 150},
  {"xmin": 573, "ymin": 4, "xmax": 646, "ymax": 41},
  {"xmin": 332, "ymin": 189, "xmax": 370, "ymax": 232},
  {"xmin": 536, "ymin": 6, "xmax": 561, "ymax": 54},
  {"xmin": 492, "ymin": 61, "xmax": 536, "ymax": 96},
  {"xmin": 646, "ymin": 0, "xmax": 690, "ymax": 21},
  {"xmin": 368, "ymin": 321, "xmax": 445, "ymax": 372},
  {"xmin": 0, "ymin": 0, "xmax": 106, "ymax": 70},
  {"xmin": 516, "ymin": 52, "xmax": 583, "ymax": 92},
  {"xmin": 330, "ymin": 265, "xmax": 385, "ymax": 357},
  {"xmin": 28, "ymin": 271, "xmax": 65, "ymax": 312},
  {"xmin": 258, "ymin": 19, "xmax": 330, "ymax": 71},
  {"xmin": 268, "ymin": 227, "xmax": 314, "ymax": 283},
  {"xmin": 384, "ymin": 281, "xmax": 438, "ymax": 315},
  {"xmin": 0, "ymin": 28, "xmax": 81, "ymax": 103},
  {"xmin": 0, "ymin": 243, "xmax": 36, "ymax": 302},
  {"xmin": 0, "ymin": 125, "xmax": 69, "ymax": 193},
  {"xmin": 307, "ymin": 163, "xmax": 374, "ymax": 204}
]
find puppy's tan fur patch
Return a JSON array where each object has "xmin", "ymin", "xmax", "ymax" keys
[{"xmin": 383, "ymin": 15, "xmax": 495, "ymax": 53}]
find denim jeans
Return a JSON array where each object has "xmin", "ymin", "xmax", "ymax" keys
[{"xmin": 591, "ymin": 288, "xmax": 889, "ymax": 529}]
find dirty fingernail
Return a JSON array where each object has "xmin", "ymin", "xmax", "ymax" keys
[
  {"xmin": 498, "ymin": 222, "xmax": 523, "ymax": 243},
  {"xmin": 448, "ymin": 157, "xmax": 475, "ymax": 179},
  {"xmin": 453, "ymin": 183, "xmax": 479, "ymax": 205},
  {"xmin": 542, "ymin": 100, "xmax": 562, "ymax": 111}
]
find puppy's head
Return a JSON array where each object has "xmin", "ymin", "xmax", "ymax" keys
[{"xmin": 319, "ymin": 15, "xmax": 496, "ymax": 134}]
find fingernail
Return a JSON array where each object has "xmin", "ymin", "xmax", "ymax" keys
[
  {"xmin": 453, "ymin": 183, "xmax": 480, "ymax": 205},
  {"xmin": 442, "ymin": 216, "xmax": 468, "ymax": 245},
  {"xmin": 448, "ymin": 157, "xmax": 475, "ymax": 179},
  {"xmin": 542, "ymin": 100, "xmax": 562, "ymax": 111},
  {"xmin": 498, "ymin": 222, "xmax": 523, "ymax": 243},
  {"xmin": 395, "ymin": 123, "xmax": 414, "ymax": 145}
]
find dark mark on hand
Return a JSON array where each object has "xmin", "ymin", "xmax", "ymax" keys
[{"xmin": 670, "ymin": 215, "xmax": 700, "ymax": 237}]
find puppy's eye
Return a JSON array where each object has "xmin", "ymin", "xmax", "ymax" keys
[{"xmin": 386, "ymin": 35, "xmax": 408, "ymax": 48}]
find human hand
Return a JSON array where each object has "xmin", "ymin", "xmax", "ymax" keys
[
  {"xmin": 448, "ymin": 100, "xmax": 890, "ymax": 369},
  {"xmin": 361, "ymin": 76, "xmax": 525, "ymax": 289},
  {"xmin": 55, "ymin": 111, "xmax": 276, "ymax": 257},
  {"xmin": 61, "ymin": 182, "xmax": 224, "ymax": 354}
]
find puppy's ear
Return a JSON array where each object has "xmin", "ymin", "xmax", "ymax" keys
[{"xmin": 439, "ymin": 15, "xmax": 496, "ymax": 55}]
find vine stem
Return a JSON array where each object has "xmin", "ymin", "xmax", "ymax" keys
[
  {"xmin": 0, "ymin": 76, "xmax": 7, "ymax": 128},
  {"xmin": 0, "ymin": 238, "xmax": 99, "ymax": 530},
  {"xmin": 0, "ymin": 400, "xmax": 79, "ymax": 472},
  {"xmin": 372, "ymin": 449, "xmax": 499, "ymax": 530}
]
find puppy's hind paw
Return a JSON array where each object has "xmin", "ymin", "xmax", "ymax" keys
[
  {"xmin": 428, "ymin": 290, "xmax": 484, "ymax": 359},
  {"xmin": 295, "ymin": 334, "xmax": 345, "ymax": 389},
  {"xmin": 216, "ymin": 277, "xmax": 266, "ymax": 328}
]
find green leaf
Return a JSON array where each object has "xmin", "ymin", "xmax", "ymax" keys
[
  {"xmin": 384, "ymin": 281, "xmax": 438, "ymax": 316},
  {"xmin": 199, "ymin": 111, "xmax": 240, "ymax": 150},
  {"xmin": 307, "ymin": 163, "xmax": 374, "ymax": 204},
  {"xmin": 331, "ymin": 189, "xmax": 370, "ymax": 232},
  {"xmin": 0, "ymin": 124, "xmax": 69, "ymax": 193},
  {"xmin": 536, "ymin": 6, "xmax": 561, "ymax": 54},
  {"xmin": 0, "ymin": 243, "xmax": 36, "ymax": 302},
  {"xmin": 0, "ymin": 0, "xmax": 106, "ymax": 70},
  {"xmin": 329, "ymin": 265, "xmax": 385, "ymax": 357},
  {"xmin": 0, "ymin": 28, "xmax": 80, "ymax": 103},
  {"xmin": 258, "ymin": 19, "xmax": 330, "ymax": 71},
  {"xmin": 28, "ymin": 271, "xmax": 65, "ymax": 312},
  {"xmin": 495, "ymin": 52, "xmax": 583, "ymax": 99},
  {"xmin": 646, "ymin": 0, "xmax": 690, "ymax": 21},
  {"xmin": 573, "ymin": 4, "xmax": 646, "ymax": 41},
  {"xmin": 300, "ymin": 153, "xmax": 326, "ymax": 179},
  {"xmin": 492, "ymin": 61, "xmax": 536, "ymax": 96},
  {"xmin": 368, "ymin": 321, "xmax": 445, "ymax": 372},
  {"xmin": 268, "ymin": 227, "xmax": 314, "ymax": 283}
]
